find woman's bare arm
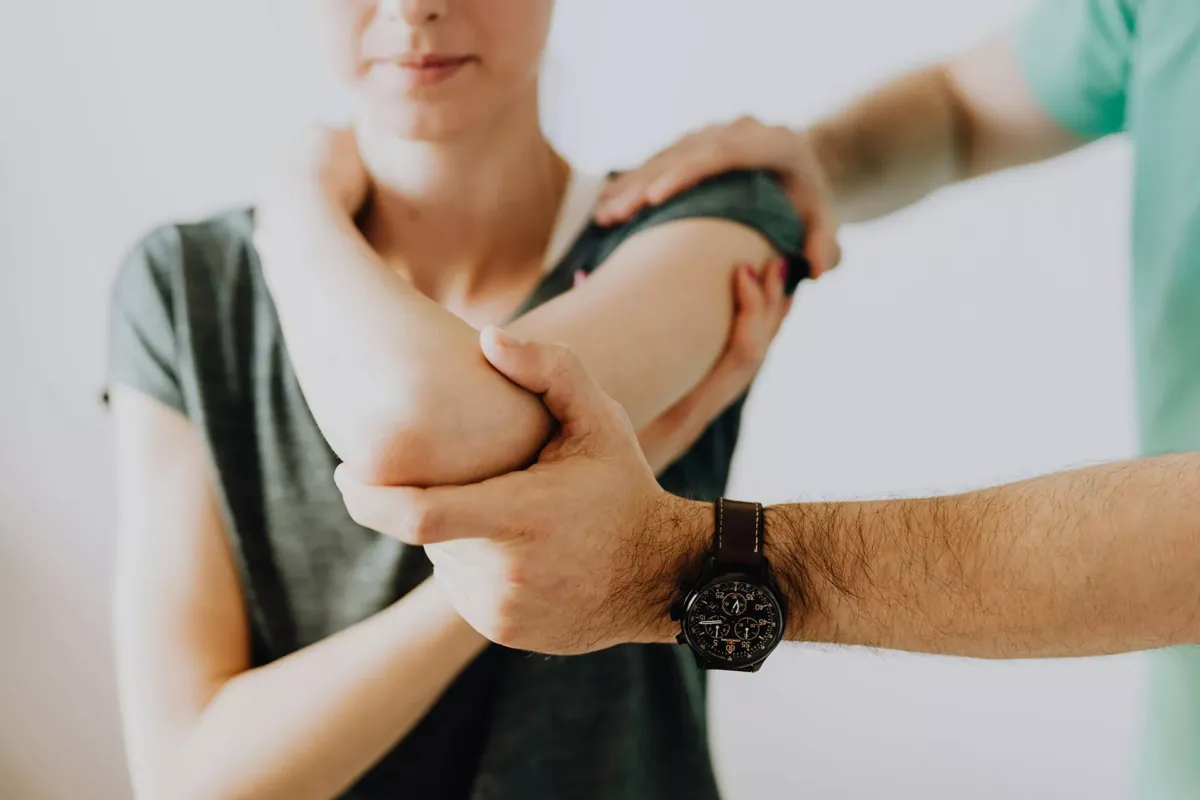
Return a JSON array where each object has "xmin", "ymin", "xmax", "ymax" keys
[
  {"xmin": 259, "ymin": 135, "xmax": 782, "ymax": 487},
  {"xmin": 112, "ymin": 388, "xmax": 486, "ymax": 800}
]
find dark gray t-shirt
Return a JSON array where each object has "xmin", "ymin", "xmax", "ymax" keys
[{"xmin": 107, "ymin": 171, "xmax": 804, "ymax": 800}]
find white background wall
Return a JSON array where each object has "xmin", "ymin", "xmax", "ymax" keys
[{"xmin": 0, "ymin": 1, "xmax": 1142, "ymax": 798}]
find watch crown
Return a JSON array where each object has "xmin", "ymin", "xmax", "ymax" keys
[{"xmin": 676, "ymin": 633, "xmax": 687, "ymax": 646}]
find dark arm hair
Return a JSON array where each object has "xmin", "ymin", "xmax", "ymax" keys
[{"xmin": 754, "ymin": 454, "xmax": 1200, "ymax": 658}]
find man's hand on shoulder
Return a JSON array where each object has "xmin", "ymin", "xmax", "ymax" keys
[
  {"xmin": 595, "ymin": 117, "xmax": 842, "ymax": 278},
  {"xmin": 334, "ymin": 328, "xmax": 711, "ymax": 655}
]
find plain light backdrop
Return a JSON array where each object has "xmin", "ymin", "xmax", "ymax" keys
[{"xmin": 0, "ymin": 1, "xmax": 1142, "ymax": 798}]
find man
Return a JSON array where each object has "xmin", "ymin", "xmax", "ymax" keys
[
  {"xmin": 337, "ymin": 0, "xmax": 1200, "ymax": 794},
  {"xmin": 598, "ymin": 2, "xmax": 1200, "ymax": 795},
  {"xmin": 336, "ymin": 328, "xmax": 1200, "ymax": 781}
]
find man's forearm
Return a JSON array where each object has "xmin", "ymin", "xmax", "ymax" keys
[
  {"xmin": 757, "ymin": 454, "xmax": 1200, "ymax": 658},
  {"xmin": 809, "ymin": 65, "xmax": 968, "ymax": 224}
]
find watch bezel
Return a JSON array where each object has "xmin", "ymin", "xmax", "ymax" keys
[{"xmin": 679, "ymin": 569, "xmax": 786, "ymax": 671}]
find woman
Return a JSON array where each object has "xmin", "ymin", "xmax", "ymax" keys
[{"xmin": 107, "ymin": 1, "xmax": 805, "ymax": 798}]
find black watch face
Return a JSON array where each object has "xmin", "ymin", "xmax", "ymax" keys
[{"xmin": 684, "ymin": 578, "xmax": 784, "ymax": 668}]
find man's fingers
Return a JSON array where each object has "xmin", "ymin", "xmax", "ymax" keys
[
  {"xmin": 600, "ymin": 144, "xmax": 747, "ymax": 225},
  {"xmin": 597, "ymin": 139, "xmax": 686, "ymax": 209},
  {"xmin": 642, "ymin": 158, "xmax": 724, "ymax": 206},
  {"xmin": 596, "ymin": 175, "xmax": 661, "ymax": 225},
  {"xmin": 596, "ymin": 141, "xmax": 716, "ymax": 224},
  {"xmin": 480, "ymin": 328, "xmax": 616, "ymax": 435},
  {"xmin": 334, "ymin": 464, "xmax": 522, "ymax": 545},
  {"xmin": 597, "ymin": 119, "xmax": 769, "ymax": 224}
]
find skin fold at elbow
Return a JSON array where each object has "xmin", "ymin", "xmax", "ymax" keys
[{"xmin": 338, "ymin": 398, "xmax": 553, "ymax": 489}]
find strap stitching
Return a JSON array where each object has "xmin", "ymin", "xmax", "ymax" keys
[
  {"xmin": 754, "ymin": 503, "xmax": 761, "ymax": 554},
  {"xmin": 718, "ymin": 498, "xmax": 724, "ymax": 551}
]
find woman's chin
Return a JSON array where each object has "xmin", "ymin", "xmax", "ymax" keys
[{"xmin": 359, "ymin": 105, "xmax": 483, "ymax": 143}]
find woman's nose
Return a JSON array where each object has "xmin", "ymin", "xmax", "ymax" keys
[{"xmin": 379, "ymin": 0, "xmax": 446, "ymax": 24}]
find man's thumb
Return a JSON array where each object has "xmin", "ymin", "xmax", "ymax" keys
[{"xmin": 480, "ymin": 327, "xmax": 613, "ymax": 431}]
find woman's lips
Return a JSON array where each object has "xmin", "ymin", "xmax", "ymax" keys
[{"xmin": 376, "ymin": 54, "xmax": 476, "ymax": 88}]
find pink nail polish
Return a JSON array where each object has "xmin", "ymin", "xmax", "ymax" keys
[{"xmin": 777, "ymin": 259, "xmax": 789, "ymax": 281}]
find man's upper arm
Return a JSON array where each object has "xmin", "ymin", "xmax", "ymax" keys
[
  {"xmin": 1007, "ymin": 0, "xmax": 1136, "ymax": 140},
  {"xmin": 945, "ymin": 36, "xmax": 1086, "ymax": 179},
  {"xmin": 946, "ymin": 0, "xmax": 1135, "ymax": 178}
]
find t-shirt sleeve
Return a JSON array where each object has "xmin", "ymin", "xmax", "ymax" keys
[
  {"xmin": 1010, "ymin": 0, "xmax": 1137, "ymax": 139},
  {"xmin": 593, "ymin": 170, "xmax": 809, "ymax": 293},
  {"xmin": 107, "ymin": 225, "xmax": 187, "ymax": 414}
]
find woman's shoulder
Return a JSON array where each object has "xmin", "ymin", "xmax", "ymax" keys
[
  {"xmin": 110, "ymin": 207, "xmax": 262, "ymax": 331},
  {"xmin": 115, "ymin": 208, "xmax": 257, "ymax": 292},
  {"xmin": 582, "ymin": 170, "xmax": 808, "ymax": 290},
  {"xmin": 107, "ymin": 208, "xmax": 261, "ymax": 416}
]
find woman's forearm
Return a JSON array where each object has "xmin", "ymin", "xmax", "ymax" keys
[
  {"xmin": 260, "ymin": 194, "xmax": 552, "ymax": 487},
  {"xmin": 166, "ymin": 580, "xmax": 485, "ymax": 800}
]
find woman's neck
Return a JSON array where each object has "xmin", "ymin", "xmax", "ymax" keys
[{"xmin": 357, "ymin": 98, "xmax": 570, "ymax": 301}]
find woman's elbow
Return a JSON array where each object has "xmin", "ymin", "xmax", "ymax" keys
[
  {"xmin": 339, "ymin": 413, "xmax": 551, "ymax": 489},
  {"xmin": 330, "ymin": 374, "xmax": 554, "ymax": 487},
  {"xmin": 342, "ymin": 423, "xmax": 438, "ymax": 488},
  {"xmin": 319, "ymin": 384, "xmax": 441, "ymax": 486}
]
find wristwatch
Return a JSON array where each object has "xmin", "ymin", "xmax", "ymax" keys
[{"xmin": 671, "ymin": 499, "xmax": 787, "ymax": 672}]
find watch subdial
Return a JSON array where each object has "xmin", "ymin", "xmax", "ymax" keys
[
  {"xmin": 721, "ymin": 592, "xmax": 748, "ymax": 617},
  {"xmin": 734, "ymin": 617, "xmax": 761, "ymax": 642}
]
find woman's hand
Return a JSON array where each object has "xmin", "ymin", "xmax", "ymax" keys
[
  {"xmin": 575, "ymin": 256, "xmax": 792, "ymax": 474},
  {"xmin": 260, "ymin": 126, "xmax": 371, "ymax": 232}
]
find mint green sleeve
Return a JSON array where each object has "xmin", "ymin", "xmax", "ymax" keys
[{"xmin": 1010, "ymin": 0, "xmax": 1137, "ymax": 139}]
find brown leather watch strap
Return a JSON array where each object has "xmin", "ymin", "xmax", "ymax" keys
[{"xmin": 713, "ymin": 499, "xmax": 764, "ymax": 567}]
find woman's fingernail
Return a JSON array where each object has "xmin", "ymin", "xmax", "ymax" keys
[
  {"xmin": 573, "ymin": 269, "xmax": 588, "ymax": 288},
  {"xmin": 492, "ymin": 327, "xmax": 526, "ymax": 348},
  {"xmin": 777, "ymin": 258, "xmax": 789, "ymax": 280}
]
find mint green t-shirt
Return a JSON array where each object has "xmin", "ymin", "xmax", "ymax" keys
[{"xmin": 1012, "ymin": 1, "xmax": 1200, "ymax": 796}]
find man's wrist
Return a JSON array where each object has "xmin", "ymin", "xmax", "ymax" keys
[
  {"xmin": 638, "ymin": 498, "xmax": 816, "ymax": 652},
  {"xmin": 629, "ymin": 493, "xmax": 710, "ymax": 645}
]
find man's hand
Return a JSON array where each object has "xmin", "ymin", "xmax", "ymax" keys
[
  {"xmin": 333, "ymin": 330, "xmax": 709, "ymax": 655},
  {"xmin": 595, "ymin": 117, "xmax": 842, "ymax": 277}
]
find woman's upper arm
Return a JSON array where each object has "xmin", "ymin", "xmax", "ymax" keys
[
  {"xmin": 509, "ymin": 171, "xmax": 804, "ymax": 428},
  {"xmin": 510, "ymin": 218, "xmax": 780, "ymax": 426},
  {"xmin": 111, "ymin": 387, "xmax": 249, "ymax": 795}
]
